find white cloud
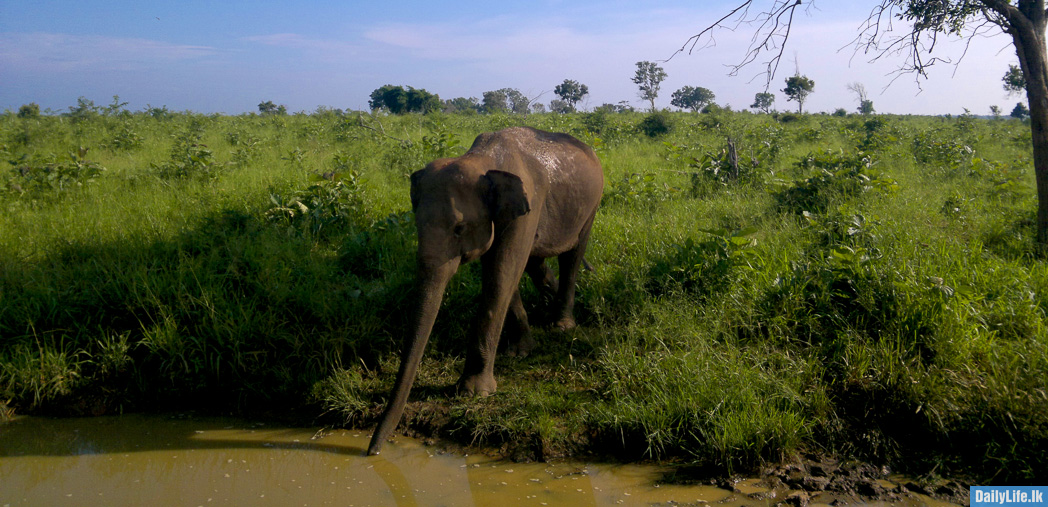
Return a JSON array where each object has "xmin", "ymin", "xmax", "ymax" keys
[
  {"xmin": 0, "ymin": 32, "xmax": 217, "ymax": 72},
  {"xmin": 243, "ymin": 33, "xmax": 366, "ymax": 57}
]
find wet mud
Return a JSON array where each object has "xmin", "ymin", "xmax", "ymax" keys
[{"xmin": 0, "ymin": 414, "xmax": 964, "ymax": 506}]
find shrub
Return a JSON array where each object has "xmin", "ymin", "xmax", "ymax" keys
[
  {"xmin": 638, "ymin": 111, "xmax": 673, "ymax": 138},
  {"xmin": 581, "ymin": 110, "xmax": 609, "ymax": 134},
  {"xmin": 772, "ymin": 150, "xmax": 897, "ymax": 214},
  {"xmin": 2, "ymin": 146, "xmax": 105, "ymax": 198},
  {"xmin": 106, "ymin": 123, "xmax": 143, "ymax": 151},
  {"xmin": 648, "ymin": 227, "xmax": 759, "ymax": 299},
  {"xmin": 911, "ymin": 130, "xmax": 975, "ymax": 169},
  {"xmin": 602, "ymin": 172, "xmax": 679, "ymax": 206},
  {"xmin": 266, "ymin": 153, "xmax": 371, "ymax": 237},
  {"xmin": 853, "ymin": 117, "xmax": 899, "ymax": 152},
  {"xmin": 687, "ymin": 138, "xmax": 762, "ymax": 188},
  {"xmin": 151, "ymin": 125, "xmax": 219, "ymax": 181}
]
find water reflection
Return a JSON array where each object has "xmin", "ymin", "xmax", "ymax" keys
[{"xmin": 0, "ymin": 414, "xmax": 955, "ymax": 506}]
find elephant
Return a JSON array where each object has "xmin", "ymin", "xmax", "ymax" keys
[{"xmin": 366, "ymin": 126, "xmax": 604, "ymax": 455}]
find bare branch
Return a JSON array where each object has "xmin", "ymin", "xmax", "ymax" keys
[
  {"xmin": 667, "ymin": 1, "xmax": 755, "ymax": 61},
  {"xmin": 678, "ymin": 0, "xmax": 1013, "ymax": 94},
  {"xmin": 842, "ymin": 0, "xmax": 1012, "ymax": 90},
  {"xmin": 668, "ymin": 0, "xmax": 805, "ymax": 88}
]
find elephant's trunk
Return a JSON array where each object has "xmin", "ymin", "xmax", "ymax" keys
[{"xmin": 367, "ymin": 256, "xmax": 460, "ymax": 455}]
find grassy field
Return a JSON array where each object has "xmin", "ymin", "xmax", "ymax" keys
[{"xmin": 1, "ymin": 107, "xmax": 1045, "ymax": 482}]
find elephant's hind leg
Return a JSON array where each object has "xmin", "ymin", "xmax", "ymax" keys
[
  {"xmin": 552, "ymin": 214, "xmax": 597, "ymax": 331},
  {"xmin": 499, "ymin": 289, "xmax": 535, "ymax": 357},
  {"xmin": 525, "ymin": 256, "xmax": 558, "ymax": 300}
]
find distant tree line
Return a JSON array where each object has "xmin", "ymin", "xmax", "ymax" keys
[{"xmin": 16, "ymin": 58, "xmax": 1030, "ymax": 119}]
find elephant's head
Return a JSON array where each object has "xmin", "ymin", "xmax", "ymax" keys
[
  {"xmin": 367, "ymin": 158, "xmax": 530, "ymax": 455},
  {"xmin": 410, "ymin": 159, "xmax": 531, "ymax": 266}
]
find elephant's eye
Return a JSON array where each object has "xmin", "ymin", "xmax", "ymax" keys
[{"xmin": 452, "ymin": 223, "xmax": 467, "ymax": 237}]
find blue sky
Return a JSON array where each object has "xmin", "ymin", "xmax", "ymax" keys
[{"xmin": 0, "ymin": 1, "xmax": 1023, "ymax": 115}]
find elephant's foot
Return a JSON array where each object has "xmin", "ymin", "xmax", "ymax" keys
[
  {"xmin": 553, "ymin": 316, "xmax": 577, "ymax": 331},
  {"xmin": 501, "ymin": 332, "xmax": 535, "ymax": 357},
  {"xmin": 457, "ymin": 372, "xmax": 497, "ymax": 397}
]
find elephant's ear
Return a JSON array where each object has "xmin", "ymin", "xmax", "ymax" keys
[
  {"xmin": 483, "ymin": 170, "xmax": 531, "ymax": 222},
  {"xmin": 409, "ymin": 169, "xmax": 425, "ymax": 211}
]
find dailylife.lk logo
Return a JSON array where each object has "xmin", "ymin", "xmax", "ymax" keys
[{"xmin": 972, "ymin": 486, "xmax": 1047, "ymax": 506}]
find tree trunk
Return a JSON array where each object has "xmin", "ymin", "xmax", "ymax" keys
[
  {"xmin": 367, "ymin": 257, "xmax": 460, "ymax": 455},
  {"xmin": 1007, "ymin": 2, "xmax": 1048, "ymax": 249}
]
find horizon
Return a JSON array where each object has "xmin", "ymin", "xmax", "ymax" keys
[{"xmin": 0, "ymin": 1, "xmax": 1027, "ymax": 116}]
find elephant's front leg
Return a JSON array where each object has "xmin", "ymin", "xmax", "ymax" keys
[{"xmin": 458, "ymin": 246, "xmax": 530, "ymax": 396}]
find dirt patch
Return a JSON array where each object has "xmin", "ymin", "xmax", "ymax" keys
[
  {"xmin": 760, "ymin": 456, "xmax": 969, "ymax": 506},
  {"xmin": 658, "ymin": 455, "xmax": 968, "ymax": 506}
]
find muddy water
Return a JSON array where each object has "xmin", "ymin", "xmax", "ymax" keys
[{"xmin": 0, "ymin": 415, "xmax": 957, "ymax": 506}]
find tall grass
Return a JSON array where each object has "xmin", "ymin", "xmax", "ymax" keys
[{"xmin": 1, "ymin": 108, "xmax": 1045, "ymax": 481}]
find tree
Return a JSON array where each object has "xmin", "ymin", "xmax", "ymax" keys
[
  {"xmin": 104, "ymin": 95, "xmax": 130, "ymax": 116},
  {"xmin": 482, "ymin": 89, "xmax": 509, "ymax": 114},
  {"xmin": 848, "ymin": 82, "xmax": 875, "ymax": 115},
  {"xmin": 632, "ymin": 61, "xmax": 668, "ymax": 111},
  {"xmin": 405, "ymin": 87, "xmax": 441, "ymax": 113},
  {"xmin": 678, "ymin": 0, "xmax": 1048, "ymax": 248},
  {"xmin": 502, "ymin": 88, "xmax": 532, "ymax": 114},
  {"xmin": 554, "ymin": 79, "xmax": 589, "ymax": 112},
  {"xmin": 751, "ymin": 92, "xmax": 775, "ymax": 113},
  {"xmin": 444, "ymin": 97, "xmax": 481, "ymax": 114},
  {"xmin": 481, "ymin": 88, "xmax": 532, "ymax": 114},
  {"xmin": 1004, "ymin": 63, "xmax": 1027, "ymax": 95},
  {"xmin": 368, "ymin": 85, "xmax": 440, "ymax": 114},
  {"xmin": 670, "ymin": 86, "xmax": 716, "ymax": 112},
  {"xmin": 258, "ymin": 100, "xmax": 286, "ymax": 115},
  {"xmin": 369, "ymin": 85, "xmax": 404, "ymax": 112},
  {"xmin": 17, "ymin": 103, "xmax": 40, "ymax": 118},
  {"xmin": 992, "ymin": 104, "xmax": 1003, "ymax": 118},
  {"xmin": 549, "ymin": 99, "xmax": 572, "ymax": 114},
  {"xmin": 782, "ymin": 74, "xmax": 814, "ymax": 113},
  {"xmin": 1013, "ymin": 101, "xmax": 1031, "ymax": 119},
  {"xmin": 595, "ymin": 102, "xmax": 634, "ymax": 113},
  {"xmin": 66, "ymin": 96, "xmax": 100, "ymax": 122}
]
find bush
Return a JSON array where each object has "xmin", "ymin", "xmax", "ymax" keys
[
  {"xmin": 911, "ymin": 130, "xmax": 975, "ymax": 169},
  {"xmin": 2, "ymin": 146, "xmax": 105, "ymax": 199},
  {"xmin": 773, "ymin": 150, "xmax": 897, "ymax": 214},
  {"xmin": 638, "ymin": 111, "xmax": 673, "ymax": 138},
  {"xmin": 266, "ymin": 156, "xmax": 371, "ymax": 238},
  {"xmin": 648, "ymin": 227, "xmax": 759, "ymax": 299},
  {"xmin": 581, "ymin": 110, "xmax": 609, "ymax": 134}
]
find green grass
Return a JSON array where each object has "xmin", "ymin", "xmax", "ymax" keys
[{"xmin": 1, "ymin": 108, "xmax": 1045, "ymax": 482}]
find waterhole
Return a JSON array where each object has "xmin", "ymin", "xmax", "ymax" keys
[{"xmin": 0, "ymin": 414, "xmax": 959, "ymax": 506}]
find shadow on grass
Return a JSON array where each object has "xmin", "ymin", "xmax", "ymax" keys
[{"xmin": 0, "ymin": 207, "xmax": 436, "ymax": 417}]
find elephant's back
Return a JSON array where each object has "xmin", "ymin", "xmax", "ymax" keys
[
  {"xmin": 470, "ymin": 127, "xmax": 601, "ymax": 180},
  {"xmin": 482, "ymin": 128, "xmax": 603, "ymax": 256}
]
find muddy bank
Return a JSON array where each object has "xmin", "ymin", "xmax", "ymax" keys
[
  {"xmin": 340, "ymin": 399, "xmax": 971, "ymax": 506},
  {"xmin": 0, "ymin": 414, "xmax": 965, "ymax": 507},
  {"xmin": 674, "ymin": 457, "xmax": 970, "ymax": 506}
]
